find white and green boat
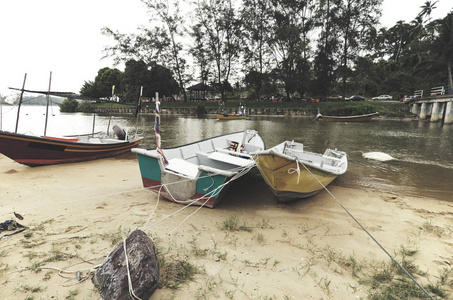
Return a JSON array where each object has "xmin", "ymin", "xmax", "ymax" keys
[{"xmin": 132, "ymin": 130, "xmax": 265, "ymax": 208}]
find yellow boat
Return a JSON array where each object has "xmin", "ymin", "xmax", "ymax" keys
[
  {"xmin": 254, "ymin": 141, "xmax": 347, "ymax": 202},
  {"xmin": 215, "ymin": 113, "xmax": 246, "ymax": 120},
  {"xmin": 316, "ymin": 112, "xmax": 379, "ymax": 122}
]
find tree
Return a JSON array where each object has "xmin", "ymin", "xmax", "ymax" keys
[
  {"xmin": 80, "ymin": 68, "xmax": 123, "ymax": 100},
  {"xmin": 193, "ymin": 0, "xmax": 242, "ymax": 100},
  {"xmin": 267, "ymin": 0, "xmax": 316, "ymax": 100},
  {"xmin": 95, "ymin": 67, "xmax": 123, "ymax": 98},
  {"xmin": 140, "ymin": 0, "xmax": 190, "ymax": 101},
  {"xmin": 101, "ymin": 0, "xmax": 186, "ymax": 100},
  {"xmin": 432, "ymin": 12, "xmax": 453, "ymax": 93},
  {"xmin": 313, "ymin": 0, "xmax": 341, "ymax": 98},
  {"xmin": 122, "ymin": 60, "xmax": 180, "ymax": 101},
  {"xmin": 240, "ymin": 0, "xmax": 274, "ymax": 101},
  {"xmin": 336, "ymin": 0, "xmax": 382, "ymax": 98}
]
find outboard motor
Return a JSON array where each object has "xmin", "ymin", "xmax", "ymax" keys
[{"xmin": 112, "ymin": 125, "xmax": 127, "ymax": 140}]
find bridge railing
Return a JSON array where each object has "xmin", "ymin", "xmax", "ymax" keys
[
  {"xmin": 430, "ymin": 86, "xmax": 445, "ymax": 96},
  {"xmin": 414, "ymin": 90, "xmax": 423, "ymax": 98},
  {"xmin": 412, "ymin": 85, "xmax": 452, "ymax": 98}
]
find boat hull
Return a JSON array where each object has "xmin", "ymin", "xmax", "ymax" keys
[
  {"xmin": 0, "ymin": 130, "xmax": 142, "ymax": 166},
  {"xmin": 254, "ymin": 152, "xmax": 339, "ymax": 202},
  {"xmin": 133, "ymin": 130, "xmax": 265, "ymax": 208},
  {"xmin": 215, "ymin": 113, "xmax": 246, "ymax": 120},
  {"xmin": 319, "ymin": 112, "xmax": 379, "ymax": 122},
  {"xmin": 136, "ymin": 153, "xmax": 233, "ymax": 208}
]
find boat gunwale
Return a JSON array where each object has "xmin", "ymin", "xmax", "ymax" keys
[
  {"xmin": 0, "ymin": 130, "xmax": 142, "ymax": 149},
  {"xmin": 132, "ymin": 130, "xmax": 261, "ymax": 152},
  {"xmin": 132, "ymin": 132, "xmax": 260, "ymax": 178},
  {"xmin": 254, "ymin": 147, "xmax": 347, "ymax": 176},
  {"xmin": 319, "ymin": 112, "xmax": 379, "ymax": 120}
]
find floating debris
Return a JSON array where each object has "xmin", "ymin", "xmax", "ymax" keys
[{"xmin": 362, "ymin": 152, "xmax": 395, "ymax": 161}]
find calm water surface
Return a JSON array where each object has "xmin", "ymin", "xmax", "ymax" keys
[{"xmin": 2, "ymin": 104, "xmax": 452, "ymax": 202}]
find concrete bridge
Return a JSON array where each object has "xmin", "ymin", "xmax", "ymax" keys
[{"xmin": 409, "ymin": 94, "xmax": 453, "ymax": 124}]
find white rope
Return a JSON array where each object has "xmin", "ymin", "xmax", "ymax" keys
[
  {"xmin": 123, "ymin": 236, "xmax": 142, "ymax": 300},
  {"xmin": 287, "ymin": 159, "xmax": 301, "ymax": 184},
  {"xmin": 299, "ymin": 161, "xmax": 434, "ymax": 300}
]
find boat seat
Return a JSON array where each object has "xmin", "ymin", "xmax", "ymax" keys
[
  {"xmin": 208, "ymin": 152, "xmax": 251, "ymax": 167},
  {"xmin": 165, "ymin": 158, "xmax": 199, "ymax": 179},
  {"xmin": 214, "ymin": 148, "xmax": 252, "ymax": 158},
  {"xmin": 322, "ymin": 155, "xmax": 342, "ymax": 162}
]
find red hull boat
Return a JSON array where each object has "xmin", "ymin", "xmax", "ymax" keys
[{"xmin": 0, "ymin": 130, "xmax": 142, "ymax": 166}]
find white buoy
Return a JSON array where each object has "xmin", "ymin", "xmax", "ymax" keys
[{"xmin": 362, "ymin": 152, "xmax": 395, "ymax": 161}]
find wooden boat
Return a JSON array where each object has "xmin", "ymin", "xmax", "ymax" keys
[
  {"xmin": 0, "ymin": 73, "xmax": 143, "ymax": 166},
  {"xmin": 215, "ymin": 103, "xmax": 247, "ymax": 120},
  {"xmin": 132, "ymin": 130, "xmax": 265, "ymax": 208},
  {"xmin": 0, "ymin": 128, "xmax": 142, "ymax": 166},
  {"xmin": 316, "ymin": 112, "xmax": 379, "ymax": 122},
  {"xmin": 253, "ymin": 140, "xmax": 347, "ymax": 202},
  {"xmin": 215, "ymin": 113, "xmax": 246, "ymax": 120}
]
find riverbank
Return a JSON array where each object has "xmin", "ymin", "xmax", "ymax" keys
[
  {"xmin": 1, "ymin": 154, "xmax": 452, "ymax": 299},
  {"xmin": 92, "ymin": 100, "xmax": 414, "ymax": 119}
]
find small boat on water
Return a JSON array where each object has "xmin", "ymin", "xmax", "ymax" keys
[
  {"xmin": 315, "ymin": 112, "xmax": 379, "ymax": 122},
  {"xmin": 253, "ymin": 140, "xmax": 347, "ymax": 202},
  {"xmin": 132, "ymin": 130, "xmax": 265, "ymax": 208},
  {"xmin": 0, "ymin": 127, "xmax": 142, "ymax": 166},
  {"xmin": 215, "ymin": 103, "xmax": 247, "ymax": 120},
  {"xmin": 215, "ymin": 113, "xmax": 246, "ymax": 120}
]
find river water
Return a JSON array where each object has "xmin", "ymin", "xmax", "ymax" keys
[{"xmin": 1, "ymin": 104, "xmax": 452, "ymax": 202}]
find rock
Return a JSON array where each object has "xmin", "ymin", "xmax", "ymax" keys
[{"xmin": 92, "ymin": 229, "xmax": 159, "ymax": 300}]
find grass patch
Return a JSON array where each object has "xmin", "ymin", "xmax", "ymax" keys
[
  {"xmin": 16, "ymin": 284, "xmax": 44, "ymax": 293},
  {"xmin": 158, "ymin": 253, "xmax": 201, "ymax": 290},
  {"xmin": 364, "ymin": 245, "xmax": 450, "ymax": 299},
  {"xmin": 65, "ymin": 288, "xmax": 79, "ymax": 300},
  {"xmin": 220, "ymin": 215, "xmax": 252, "ymax": 232},
  {"xmin": 99, "ymin": 226, "xmax": 128, "ymax": 246}
]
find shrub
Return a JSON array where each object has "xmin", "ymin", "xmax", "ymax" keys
[
  {"xmin": 77, "ymin": 100, "xmax": 94, "ymax": 113},
  {"xmin": 195, "ymin": 104, "xmax": 207, "ymax": 118},
  {"xmin": 59, "ymin": 98, "xmax": 79, "ymax": 112}
]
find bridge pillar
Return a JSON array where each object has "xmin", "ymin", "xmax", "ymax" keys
[
  {"xmin": 445, "ymin": 101, "xmax": 453, "ymax": 124},
  {"xmin": 430, "ymin": 102, "xmax": 444, "ymax": 122},
  {"xmin": 419, "ymin": 103, "xmax": 428, "ymax": 119},
  {"xmin": 410, "ymin": 103, "xmax": 419, "ymax": 114}
]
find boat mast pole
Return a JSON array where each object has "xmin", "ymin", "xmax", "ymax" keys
[
  {"xmin": 44, "ymin": 71, "xmax": 52, "ymax": 137},
  {"xmin": 92, "ymin": 115, "xmax": 96, "ymax": 137},
  {"xmin": 135, "ymin": 86, "xmax": 143, "ymax": 136},
  {"xmin": 15, "ymin": 73, "xmax": 27, "ymax": 133},
  {"xmin": 106, "ymin": 85, "xmax": 114, "ymax": 135},
  {"xmin": 0, "ymin": 95, "xmax": 2, "ymax": 131}
]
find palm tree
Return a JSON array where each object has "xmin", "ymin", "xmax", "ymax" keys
[{"xmin": 417, "ymin": 1, "xmax": 438, "ymax": 23}]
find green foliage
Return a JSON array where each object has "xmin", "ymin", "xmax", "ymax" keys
[
  {"xmin": 94, "ymin": 2, "xmax": 452, "ymax": 102},
  {"xmin": 195, "ymin": 103, "xmax": 207, "ymax": 118},
  {"xmin": 81, "ymin": 61, "xmax": 181, "ymax": 103},
  {"xmin": 319, "ymin": 103, "xmax": 377, "ymax": 116},
  {"xmin": 76, "ymin": 101, "xmax": 94, "ymax": 113},
  {"xmin": 59, "ymin": 98, "xmax": 79, "ymax": 113}
]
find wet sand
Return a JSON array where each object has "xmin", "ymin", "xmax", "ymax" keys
[{"xmin": 0, "ymin": 153, "xmax": 452, "ymax": 299}]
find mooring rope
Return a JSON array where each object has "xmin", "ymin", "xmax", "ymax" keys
[
  {"xmin": 123, "ymin": 237, "xmax": 142, "ymax": 300},
  {"xmin": 297, "ymin": 158, "xmax": 434, "ymax": 300}
]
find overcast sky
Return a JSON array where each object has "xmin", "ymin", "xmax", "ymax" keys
[{"xmin": 0, "ymin": 0, "xmax": 452, "ymax": 96}]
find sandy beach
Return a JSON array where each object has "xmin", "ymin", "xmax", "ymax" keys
[{"xmin": 1, "ymin": 153, "xmax": 452, "ymax": 299}]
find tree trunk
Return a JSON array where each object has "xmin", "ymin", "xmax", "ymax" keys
[{"xmin": 448, "ymin": 62, "xmax": 453, "ymax": 94}]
